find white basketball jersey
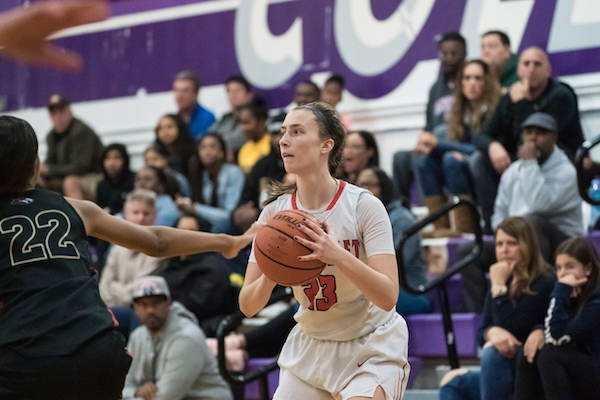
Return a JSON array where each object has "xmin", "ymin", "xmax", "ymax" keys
[{"xmin": 249, "ymin": 180, "xmax": 396, "ymax": 341}]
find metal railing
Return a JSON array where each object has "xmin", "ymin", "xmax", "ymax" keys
[
  {"xmin": 216, "ymin": 287, "xmax": 293, "ymax": 400},
  {"xmin": 397, "ymin": 196, "xmax": 483, "ymax": 369}
]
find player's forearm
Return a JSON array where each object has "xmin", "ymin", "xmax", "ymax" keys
[
  {"xmin": 239, "ymin": 272, "xmax": 277, "ymax": 317},
  {"xmin": 337, "ymin": 252, "xmax": 399, "ymax": 311}
]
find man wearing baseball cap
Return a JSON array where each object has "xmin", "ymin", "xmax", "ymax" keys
[
  {"xmin": 122, "ymin": 276, "xmax": 233, "ymax": 400},
  {"xmin": 38, "ymin": 94, "xmax": 104, "ymax": 201},
  {"xmin": 461, "ymin": 112, "xmax": 583, "ymax": 311}
]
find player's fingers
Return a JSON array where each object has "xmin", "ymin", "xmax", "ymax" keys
[
  {"xmin": 298, "ymin": 253, "xmax": 319, "ymax": 261},
  {"xmin": 296, "ymin": 223, "xmax": 320, "ymax": 241},
  {"xmin": 302, "ymin": 217, "xmax": 324, "ymax": 234},
  {"xmin": 294, "ymin": 234, "xmax": 316, "ymax": 249},
  {"xmin": 39, "ymin": 44, "xmax": 82, "ymax": 71},
  {"xmin": 43, "ymin": 1, "xmax": 110, "ymax": 32}
]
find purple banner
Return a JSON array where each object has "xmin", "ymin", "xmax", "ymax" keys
[{"xmin": 1, "ymin": 0, "xmax": 600, "ymax": 111}]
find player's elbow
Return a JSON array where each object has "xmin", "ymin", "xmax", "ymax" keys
[
  {"xmin": 239, "ymin": 303, "xmax": 258, "ymax": 318},
  {"xmin": 379, "ymin": 298, "xmax": 398, "ymax": 312}
]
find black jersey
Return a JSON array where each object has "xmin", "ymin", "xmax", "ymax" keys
[{"xmin": 0, "ymin": 190, "xmax": 115, "ymax": 358}]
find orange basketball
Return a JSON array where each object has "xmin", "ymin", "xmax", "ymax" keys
[{"xmin": 254, "ymin": 209, "xmax": 326, "ymax": 286}]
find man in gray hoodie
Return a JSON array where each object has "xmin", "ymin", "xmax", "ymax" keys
[{"xmin": 122, "ymin": 276, "xmax": 233, "ymax": 400}]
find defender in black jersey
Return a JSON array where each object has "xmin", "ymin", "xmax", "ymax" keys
[{"xmin": 0, "ymin": 116, "xmax": 257, "ymax": 400}]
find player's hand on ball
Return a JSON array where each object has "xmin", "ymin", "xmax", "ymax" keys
[{"xmin": 295, "ymin": 220, "xmax": 341, "ymax": 266}]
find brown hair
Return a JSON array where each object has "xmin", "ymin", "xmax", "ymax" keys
[
  {"xmin": 447, "ymin": 59, "xmax": 501, "ymax": 142},
  {"xmin": 264, "ymin": 101, "xmax": 345, "ymax": 205},
  {"xmin": 495, "ymin": 217, "xmax": 550, "ymax": 302},
  {"xmin": 555, "ymin": 237, "xmax": 600, "ymax": 314}
]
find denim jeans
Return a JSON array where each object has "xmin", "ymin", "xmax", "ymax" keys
[
  {"xmin": 480, "ymin": 345, "xmax": 518, "ymax": 400},
  {"xmin": 417, "ymin": 150, "xmax": 472, "ymax": 197}
]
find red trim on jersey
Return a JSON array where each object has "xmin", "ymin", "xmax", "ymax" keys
[{"xmin": 291, "ymin": 180, "xmax": 346, "ymax": 211}]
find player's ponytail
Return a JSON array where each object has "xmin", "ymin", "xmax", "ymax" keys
[{"xmin": 0, "ymin": 116, "xmax": 39, "ymax": 195}]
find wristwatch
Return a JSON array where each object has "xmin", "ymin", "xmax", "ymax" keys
[{"xmin": 491, "ymin": 285, "xmax": 508, "ymax": 297}]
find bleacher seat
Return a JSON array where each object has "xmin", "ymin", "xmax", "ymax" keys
[
  {"xmin": 406, "ymin": 313, "xmax": 481, "ymax": 358},
  {"xmin": 243, "ymin": 357, "xmax": 280, "ymax": 400}
]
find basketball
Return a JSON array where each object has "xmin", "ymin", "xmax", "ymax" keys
[{"xmin": 254, "ymin": 209, "xmax": 326, "ymax": 286}]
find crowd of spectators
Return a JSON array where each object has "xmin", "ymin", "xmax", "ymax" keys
[{"xmin": 35, "ymin": 27, "xmax": 600, "ymax": 400}]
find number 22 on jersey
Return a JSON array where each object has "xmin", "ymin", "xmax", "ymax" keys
[{"xmin": 0, "ymin": 210, "xmax": 81, "ymax": 266}]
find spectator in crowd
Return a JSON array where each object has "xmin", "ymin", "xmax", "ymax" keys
[
  {"xmin": 210, "ymin": 74, "xmax": 254, "ymax": 163},
  {"xmin": 321, "ymin": 74, "xmax": 351, "ymax": 130},
  {"xmin": 356, "ymin": 167, "xmax": 431, "ymax": 315},
  {"xmin": 237, "ymin": 97, "xmax": 271, "ymax": 174},
  {"xmin": 480, "ymin": 30, "xmax": 519, "ymax": 88},
  {"xmin": 321, "ymin": 74, "xmax": 344, "ymax": 109},
  {"xmin": 153, "ymin": 113, "xmax": 197, "ymax": 179},
  {"xmin": 470, "ymin": 46, "xmax": 584, "ymax": 232},
  {"xmin": 96, "ymin": 143, "xmax": 135, "ymax": 216},
  {"xmin": 173, "ymin": 70, "xmax": 215, "ymax": 140},
  {"xmin": 493, "ymin": 112, "xmax": 582, "ymax": 259},
  {"xmin": 177, "ymin": 133, "xmax": 245, "ymax": 233},
  {"xmin": 37, "ymin": 94, "xmax": 104, "ymax": 200},
  {"xmin": 232, "ymin": 114, "xmax": 287, "ymax": 234},
  {"xmin": 123, "ymin": 276, "xmax": 233, "ymax": 400},
  {"xmin": 439, "ymin": 217, "xmax": 555, "ymax": 400},
  {"xmin": 339, "ymin": 130, "xmax": 379, "ymax": 184},
  {"xmin": 461, "ymin": 113, "xmax": 582, "ymax": 313},
  {"xmin": 414, "ymin": 59, "xmax": 501, "ymax": 236},
  {"xmin": 134, "ymin": 166, "xmax": 180, "ymax": 227},
  {"xmin": 293, "ymin": 80, "xmax": 321, "ymax": 106},
  {"xmin": 393, "ymin": 32, "xmax": 467, "ymax": 203},
  {"xmin": 143, "ymin": 142, "xmax": 192, "ymax": 198},
  {"xmin": 94, "ymin": 143, "xmax": 136, "ymax": 271},
  {"xmin": 152, "ymin": 212, "xmax": 239, "ymax": 337},
  {"xmin": 99, "ymin": 190, "xmax": 163, "ymax": 308},
  {"xmin": 514, "ymin": 237, "xmax": 600, "ymax": 400}
]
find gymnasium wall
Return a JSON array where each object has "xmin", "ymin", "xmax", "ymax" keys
[{"xmin": 2, "ymin": 0, "xmax": 600, "ymax": 172}]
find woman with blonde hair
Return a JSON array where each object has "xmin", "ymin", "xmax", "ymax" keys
[{"xmin": 414, "ymin": 59, "xmax": 501, "ymax": 236}]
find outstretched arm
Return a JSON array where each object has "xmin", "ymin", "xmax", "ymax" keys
[
  {"xmin": 67, "ymin": 198, "xmax": 257, "ymax": 259},
  {"xmin": 0, "ymin": 1, "xmax": 109, "ymax": 71}
]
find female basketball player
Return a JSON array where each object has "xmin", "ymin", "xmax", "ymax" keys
[
  {"xmin": 239, "ymin": 102, "xmax": 410, "ymax": 400},
  {"xmin": 0, "ymin": 116, "xmax": 256, "ymax": 400}
]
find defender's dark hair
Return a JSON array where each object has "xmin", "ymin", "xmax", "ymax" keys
[
  {"xmin": 439, "ymin": 32, "xmax": 467, "ymax": 50},
  {"xmin": 225, "ymin": 74, "xmax": 252, "ymax": 93},
  {"xmin": 482, "ymin": 30, "xmax": 511, "ymax": 47},
  {"xmin": 0, "ymin": 116, "xmax": 39, "ymax": 195},
  {"xmin": 101, "ymin": 143, "xmax": 131, "ymax": 184}
]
